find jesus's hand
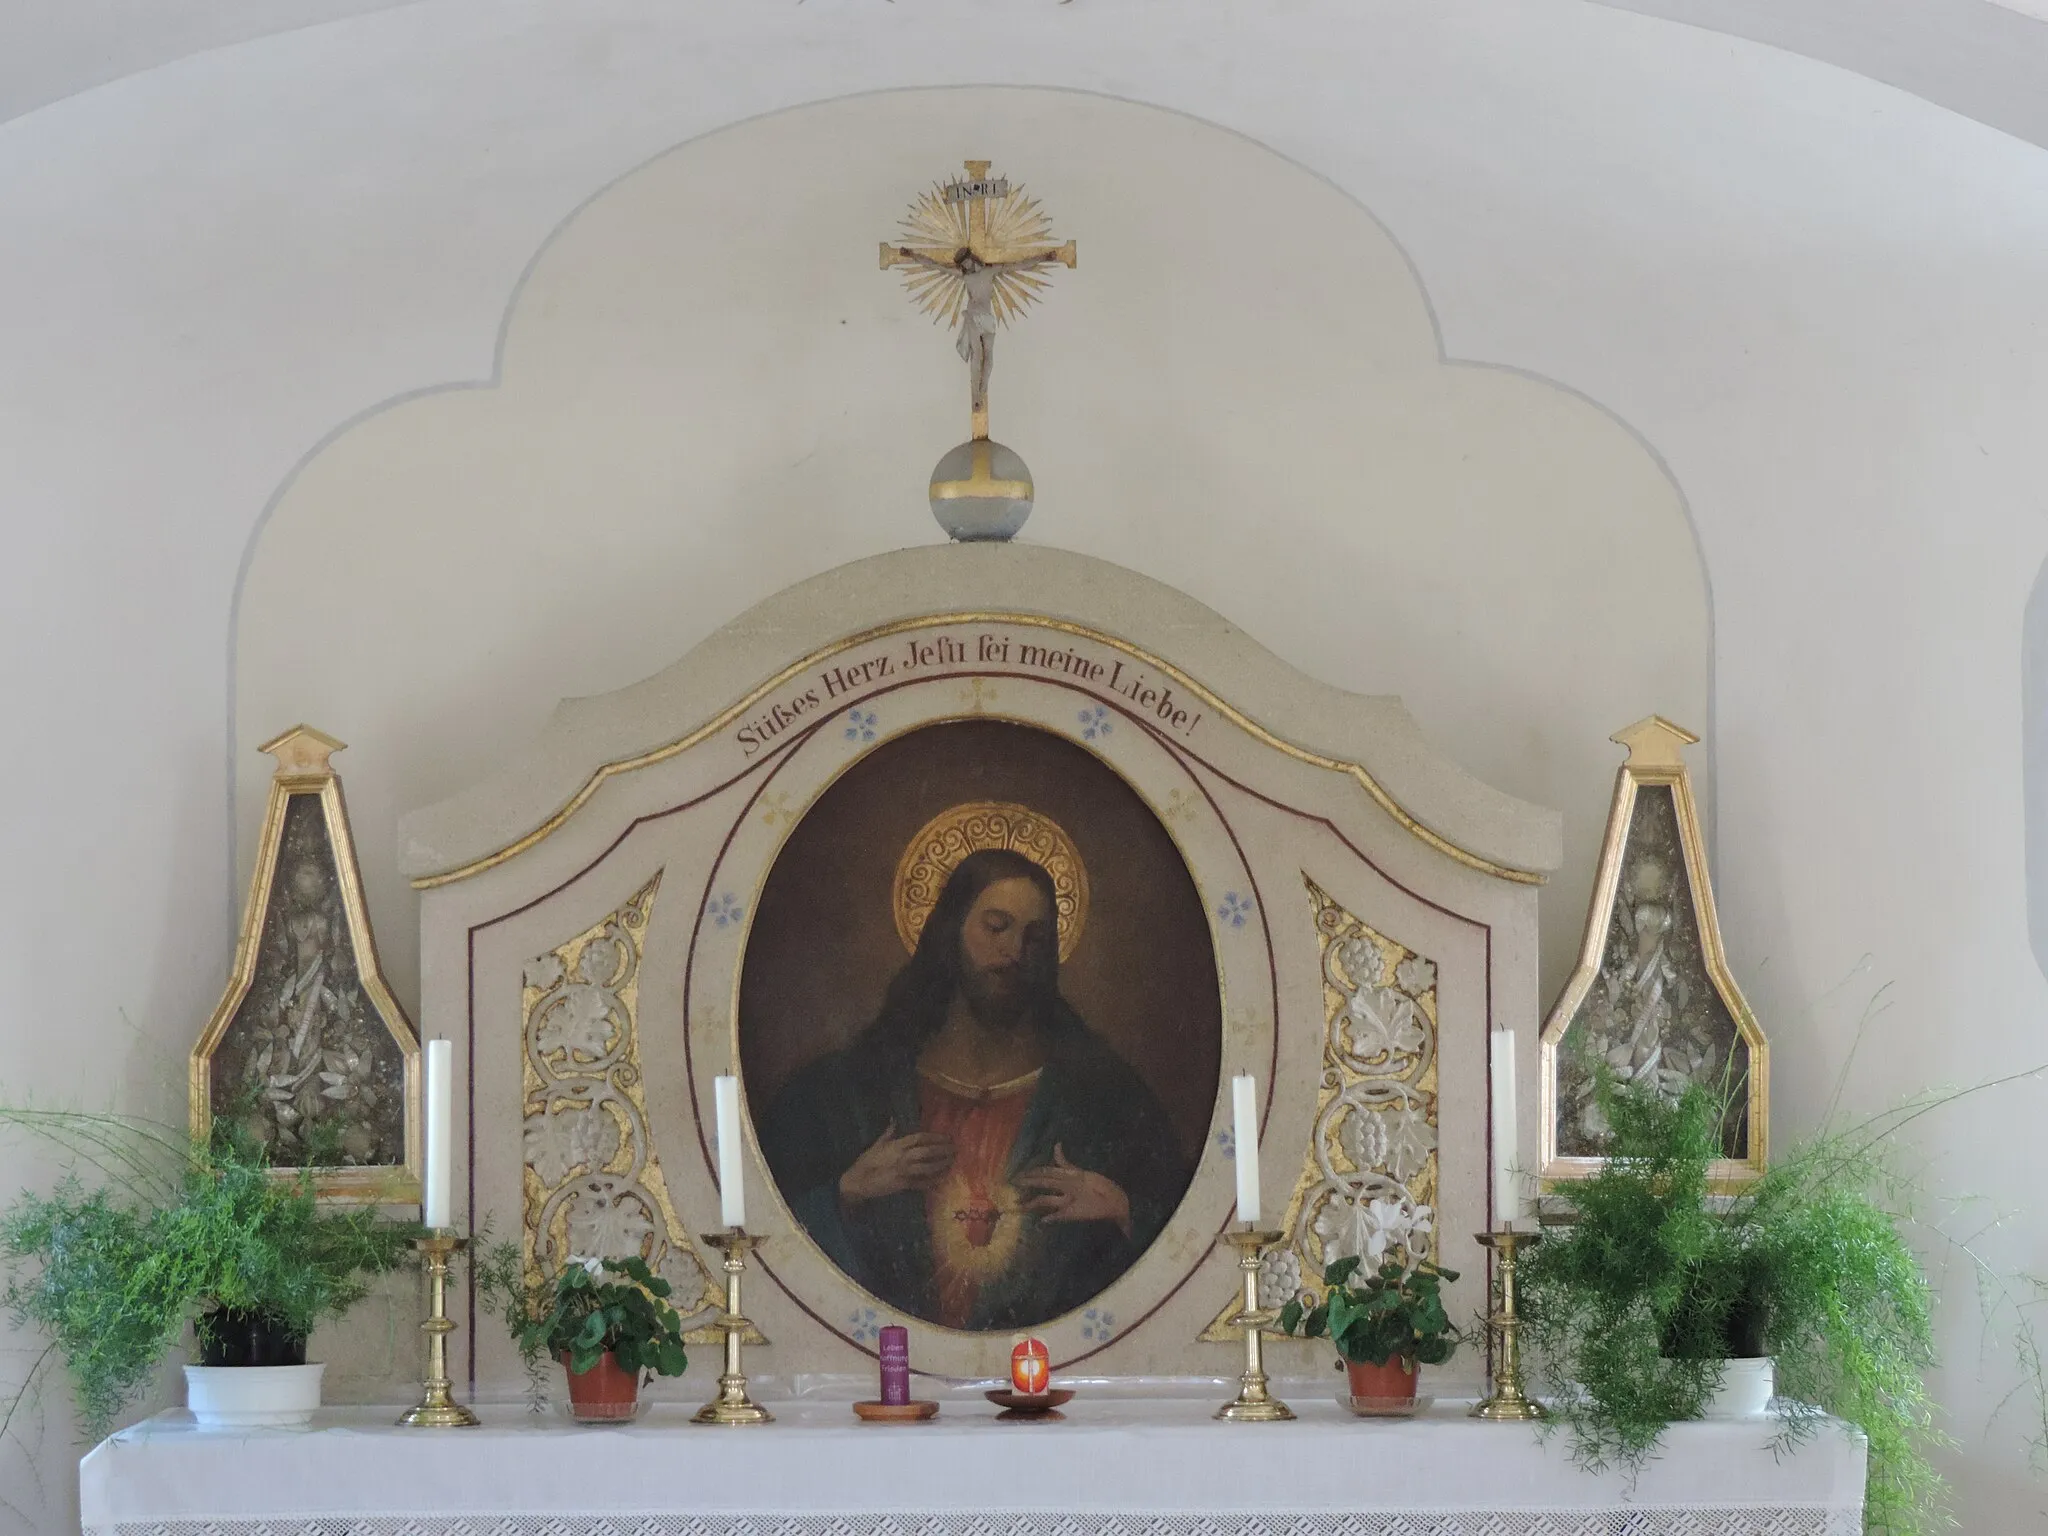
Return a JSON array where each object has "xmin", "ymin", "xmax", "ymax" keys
[
  {"xmin": 839, "ymin": 1122, "xmax": 956, "ymax": 1205},
  {"xmin": 1016, "ymin": 1144, "xmax": 1132, "ymax": 1240}
]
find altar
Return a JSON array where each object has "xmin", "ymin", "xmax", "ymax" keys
[
  {"xmin": 80, "ymin": 1397, "xmax": 1866, "ymax": 1536},
  {"xmin": 40, "ymin": 143, "xmax": 1884, "ymax": 1536}
]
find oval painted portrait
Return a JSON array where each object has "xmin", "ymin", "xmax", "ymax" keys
[{"xmin": 740, "ymin": 719, "xmax": 1223, "ymax": 1333}]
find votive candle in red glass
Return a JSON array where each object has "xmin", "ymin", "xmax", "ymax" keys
[{"xmin": 1010, "ymin": 1337, "xmax": 1049, "ymax": 1396}]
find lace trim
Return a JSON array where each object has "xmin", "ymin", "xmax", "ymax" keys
[{"xmin": 96, "ymin": 1508, "xmax": 1862, "ymax": 1536}]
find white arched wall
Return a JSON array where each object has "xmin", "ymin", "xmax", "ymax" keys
[
  {"xmin": 6, "ymin": 4, "xmax": 2048, "ymax": 1533},
  {"xmin": 232, "ymin": 88, "xmax": 1707, "ymax": 1013},
  {"xmin": 2029, "ymin": 557, "xmax": 2048, "ymax": 986}
]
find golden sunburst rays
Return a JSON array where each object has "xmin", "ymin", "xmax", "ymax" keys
[
  {"xmin": 890, "ymin": 177, "xmax": 1067, "ymax": 330},
  {"xmin": 897, "ymin": 183, "xmax": 972, "ymax": 256},
  {"xmin": 988, "ymin": 259, "xmax": 1056, "ymax": 327}
]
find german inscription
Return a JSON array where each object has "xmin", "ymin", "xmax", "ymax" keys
[{"xmin": 734, "ymin": 628, "xmax": 1208, "ymax": 758}]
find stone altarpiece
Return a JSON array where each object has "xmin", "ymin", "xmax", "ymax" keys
[{"xmin": 399, "ymin": 543, "xmax": 1560, "ymax": 1396}]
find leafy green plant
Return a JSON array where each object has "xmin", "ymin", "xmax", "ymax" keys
[
  {"xmin": 1277, "ymin": 1255, "xmax": 1463, "ymax": 1368},
  {"xmin": 475, "ymin": 1243, "xmax": 687, "ymax": 1389},
  {"xmin": 0, "ymin": 1108, "xmax": 415, "ymax": 1440},
  {"xmin": 1519, "ymin": 1074, "xmax": 1943, "ymax": 1535}
]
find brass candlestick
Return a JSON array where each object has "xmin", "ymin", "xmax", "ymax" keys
[
  {"xmin": 1215, "ymin": 1227, "xmax": 1295, "ymax": 1422},
  {"xmin": 692, "ymin": 1228, "xmax": 773, "ymax": 1425},
  {"xmin": 1471, "ymin": 1227, "xmax": 1546, "ymax": 1421},
  {"xmin": 397, "ymin": 1231, "xmax": 480, "ymax": 1428}
]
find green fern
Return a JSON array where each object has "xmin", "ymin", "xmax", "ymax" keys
[
  {"xmin": 1519, "ymin": 1076, "xmax": 1945, "ymax": 1535},
  {"xmin": 1, "ymin": 1109, "xmax": 416, "ymax": 1441}
]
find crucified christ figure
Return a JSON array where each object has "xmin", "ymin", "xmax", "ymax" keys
[
  {"xmin": 882, "ymin": 162, "xmax": 1077, "ymax": 440},
  {"xmin": 890, "ymin": 245, "xmax": 1057, "ymax": 429}
]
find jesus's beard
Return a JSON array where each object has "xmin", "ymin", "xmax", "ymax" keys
[{"xmin": 958, "ymin": 961, "xmax": 1051, "ymax": 1033}]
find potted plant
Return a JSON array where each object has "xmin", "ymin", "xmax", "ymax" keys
[
  {"xmin": 1277, "ymin": 1254, "xmax": 1463, "ymax": 1402},
  {"xmin": 1519, "ymin": 1074, "xmax": 1944, "ymax": 1534},
  {"xmin": 0, "ymin": 1111, "xmax": 415, "ymax": 1435},
  {"xmin": 476, "ymin": 1245, "xmax": 688, "ymax": 1421}
]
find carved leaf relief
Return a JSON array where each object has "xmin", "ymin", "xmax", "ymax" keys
[
  {"xmin": 1203, "ymin": 876, "xmax": 1440, "ymax": 1340},
  {"xmin": 519, "ymin": 873, "xmax": 731, "ymax": 1338}
]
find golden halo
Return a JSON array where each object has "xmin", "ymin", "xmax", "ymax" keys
[{"xmin": 892, "ymin": 801, "xmax": 1089, "ymax": 963}]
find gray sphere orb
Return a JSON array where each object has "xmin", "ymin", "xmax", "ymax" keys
[{"xmin": 928, "ymin": 439, "xmax": 1034, "ymax": 542}]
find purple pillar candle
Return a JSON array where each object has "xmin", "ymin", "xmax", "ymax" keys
[{"xmin": 879, "ymin": 1325, "xmax": 911, "ymax": 1406}]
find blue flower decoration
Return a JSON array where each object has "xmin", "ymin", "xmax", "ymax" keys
[
  {"xmin": 1217, "ymin": 891, "xmax": 1254, "ymax": 929},
  {"xmin": 844, "ymin": 708, "xmax": 879, "ymax": 744},
  {"xmin": 1214, "ymin": 1127, "xmax": 1237, "ymax": 1161},
  {"xmin": 1078, "ymin": 705, "xmax": 1113, "ymax": 741},
  {"xmin": 708, "ymin": 892, "xmax": 744, "ymax": 930},
  {"xmin": 847, "ymin": 1307, "xmax": 882, "ymax": 1346},
  {"xmin": 1080, "ymin": 1307, "xmax": 1117, "ymax": 1343}
]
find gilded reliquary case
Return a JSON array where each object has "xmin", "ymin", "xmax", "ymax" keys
[
  {"xmin": 191, "ymin": 726, "xmax": 422, "ymax": 1202},
  {"xmin": 1539, "ymin": 716, "xmax": 1768, "ymax": 1188}
]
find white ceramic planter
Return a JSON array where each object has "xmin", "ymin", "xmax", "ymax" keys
[
  {"xmin": 183, "ymin": 1363, "xmax": 325, "ymax": 1428},
  {"xmin": 1701, "ymin": 1356, "xmax": 1775, "ymax": 1419}
]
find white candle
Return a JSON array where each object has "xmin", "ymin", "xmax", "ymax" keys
[
  {"xmin": 423, "ymin": 1038, "xmax": 452, "ymax": 1231},
  {"xmin": 1490, "ymin": 1031, "xmax": 1518, "ymax": 1228},
  {"xmin": 714, "ymin": 1075, "xmax": 747, "ymax": 1229},
  {"xmin": 1231, "ymin": 1074, "xmax": 1261, "ymax": 1225}
]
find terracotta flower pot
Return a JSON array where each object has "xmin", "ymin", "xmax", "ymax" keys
[
  {"xmin": 562, "ymin": 1350, "xmax": 641, "ymax": 1423},
  {"xmin": 1343, "ymin": 1356, "xmax": 1419, "ymax": 1403}
]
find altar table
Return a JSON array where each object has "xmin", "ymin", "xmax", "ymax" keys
[{"xmin": 80, "ymin": 1398, "xmax": 1866, "ymax": 1536}]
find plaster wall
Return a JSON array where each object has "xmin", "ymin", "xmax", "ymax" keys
[
  {"xmin": 3, "ymin": 2, "xmax": 2047, "ymax": 1531},
  {"xmin": 2029, "ymin": 560, "xmax": 2048, "ymax": 983},
  {"xmin": 233, "ymin": 88, "xmax": 1703, "ymax": 1014}
]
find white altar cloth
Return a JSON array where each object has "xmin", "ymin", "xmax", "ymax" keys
[{"xmin": 80, "ymin": 1398, "xmax": 1866, "ymax": 1536}]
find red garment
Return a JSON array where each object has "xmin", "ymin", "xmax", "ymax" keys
[{"xmin": 918, "ymin": 1070, "xmax": 1040, "ymax": 1329}]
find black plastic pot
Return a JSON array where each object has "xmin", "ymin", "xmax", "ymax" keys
[
  {"xmin": 1719, "ymin": 1288, "xmax": 1769, "ymax": 1359},
  {"xmin": 197, "ymin": 1308, "xmax": 309, "ymax": 1367},
  {"xmin": 1662, "ymin": 1279, "xmax": 1769, "ymax": 1361}
]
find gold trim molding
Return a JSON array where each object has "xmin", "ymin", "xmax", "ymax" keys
[
  {"xmin": 411, "ymin": 614, "xmax": 1545, "ymax": 892},
  {"xmin": 1538, "ymin": 717, "xmax": 1768, "ymax": 1189}
]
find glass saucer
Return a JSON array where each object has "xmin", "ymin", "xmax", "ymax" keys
[{"xmin": 1338, "ymin": 1394, "xmax": 1432, "ymax": 1418}]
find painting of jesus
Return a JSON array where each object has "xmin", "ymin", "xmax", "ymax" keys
[
  {"xmin": 740, "ymin": 719, "xmax": 1219, "ymax": 1335},
  {"xmin": 759, "ymin": 848, "xmax": 1184, "ymax": 1328}
]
